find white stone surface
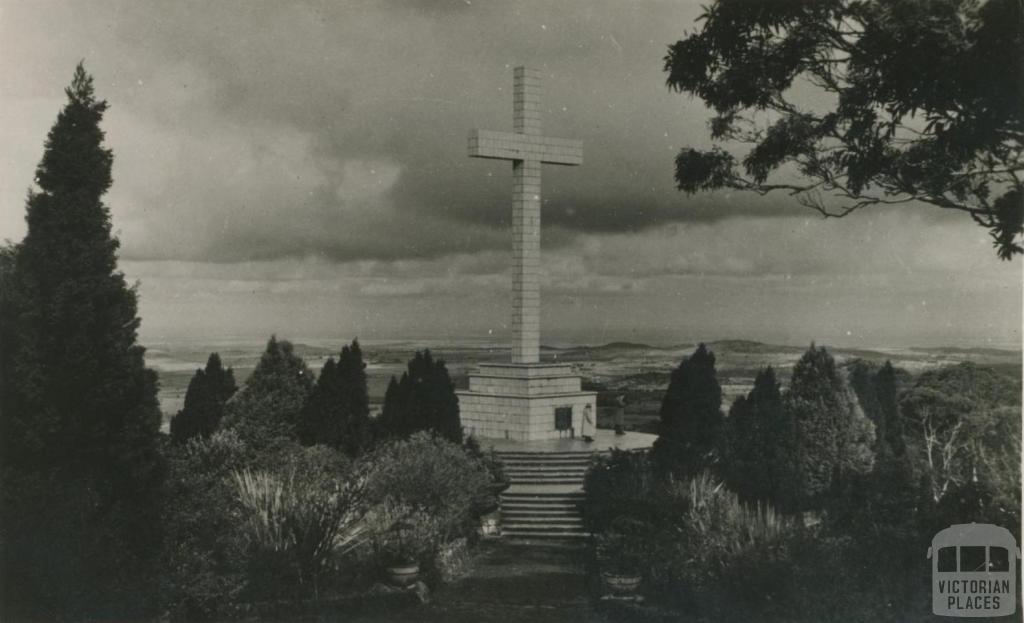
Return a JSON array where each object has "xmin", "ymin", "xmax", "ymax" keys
[
  {"xmin": 468, "ymin": 66, "xmax": 582, "ymax": 365},
  {"xmin": 462, "ymin": 67, "xmax": 591, "ymax": 439}
]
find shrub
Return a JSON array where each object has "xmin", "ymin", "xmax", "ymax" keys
[
  {"xmin": 232, "ymin": 454, "xmax": 370, "ymax": 601},
  {"xmin": 582, "ymin": 450, "xmax": 679, "ymax": 534},
  {"xmin": 642, "ymin": 474, "xmax": 796, "ymax": 618},
  {"xmin": 161, "ymin": 430, "xmax": 248, "ymax": 621},
  {"xmin": 364, "ymin": 432, "xmax": 491, "ymax": 561},
  {"xmin": 369, "ymin": 503, "xmax": 444, "ymax": 566},
  {"xmin": 464, "ymin": 436, "xmax": 507, "ymax": 486},
  {"xmin": 596, "ymin": 516, "xmax": 653, "ymax": 575}
]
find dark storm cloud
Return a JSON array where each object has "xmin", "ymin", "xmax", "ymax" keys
[
  {"xmin": 0, "ymin": 0, "xmax": 956, "ymax": 266},
  {"xmin": 7, "ymin": 0, "xmax": 768, "ymax": 263}
]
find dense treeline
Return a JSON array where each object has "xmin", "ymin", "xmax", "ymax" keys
[{"xmin": 588, "ymin": 343, "xmax": 1021, "ymax": 621}]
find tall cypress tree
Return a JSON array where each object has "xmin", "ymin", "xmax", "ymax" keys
[
  {"xmin": 724, "ymin": 366, "xmax": 788, "ymax": 505},
  {"xmin": 297, "ymin": 340, "xmax": 372, "ymax": 455},
  {"xmin": 299, "ymin": 357, "xmax": 340, "ymax": 447},
  {"xmin": 335, "ymin": 339, "xmax": 372, "ymax": 455},
  {"xmin": 0, "ymin": 64, "xmax": 163, "ymax": 619},
  {"xmin": 875, "ymin": 361, "xmax": 906, "ymax": 458},
  {"xmin": 847, "ymin": 359, "xmax": 883, "ymax": 426},
  {"xmin": 170, "ymin": 353, "xmax": 237, "ymax": 443},
  {"xmin": 378, "ymin": 376, "xmax": 403, "ymax": 439},
  {"xmin": 652, "ymin": 343, "xmax": 724, "ymax": 478},
  {"xmin": 782, "ymin": 344, "xmax": 875, "ymax": 512},
  {"xmin": 378, "ymin": 350, "xmax": 461, "ymax": 443}
]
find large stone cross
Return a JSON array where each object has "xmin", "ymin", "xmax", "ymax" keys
[{"xmin": 468, "ymin": 66, "xmax": 583, "ymax": 364}]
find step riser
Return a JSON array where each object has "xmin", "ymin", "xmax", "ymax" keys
[
  {"xmin": 503, "ymin": 509, "xmax": 579, "ymax": 515},
  {"xmin": 507, "ymin": 476, "xmax": 585, "ymax": 480},
  {"xmin": 507, "ymin": 479, "xmax": 586, "ymax": 484},
  {"xmin": 504, "ymin": 463, "xmax": 590, "ymax": 469},
  {"xmin": 505, "ymin": 467, "xmax": 593, "ymax": 471},
  {"xmin": 502, "ymin": 457, "xmax": 591, "ymax": 462},
  {"xmin": 503, "ymin": 509, "xmax": 578, "ymax": 515},
  {"xmin": 496, "ymin": 452, "xmax": 594, "ymax": 458},
  {"xmin": 504, "ymin": 501, "xmax": 580, "ymax": 507},
  {"xmin": 503, "ymin": 514, "xmax": 585, "ymax": 518},
  {"xmin": 493, "ymin": 452, "xmax": 593, "ymax": 542},
  {"xmin": 507, "ymin": 473, "xmax": 587, "ymax": 478},
  {"xmin": 501, "ymin": 532, "xmax": 585, "ymax": 536},
  {"xmin": 503, "ymin": 502, "xmax": 585, "ymax": 506},
  {"xmin": 505, "ymin": 522, "xmax": 583, "ymax": 529},
  {"xmin": 503, "ymin": 528, "xmax": 586, "ymax": 536},
  {"xmin": 503, "ymin": 493, "xmax": 583, "ymax": 498},
  {"xmin": 503, "ymin": 471, "xmax": 585, "ymax": 477}
]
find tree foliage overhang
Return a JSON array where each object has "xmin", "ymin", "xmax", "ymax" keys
[{"xmin": 665, "ymin": 0, "xmax": 1024, "ymax": 259}]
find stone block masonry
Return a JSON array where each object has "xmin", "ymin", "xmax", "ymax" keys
[
  {"xmin": 467, "ymin": 66, "xmax": 582, "ymax": 366},
  {"xmin": 462, "ymin": 67, "xmax": 591, "ymax": 440}
]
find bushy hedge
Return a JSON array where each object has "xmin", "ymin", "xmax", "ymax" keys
[
  {"xmin": 583, "ymin": 452, "xmax": 976, "ymax": 622},
  {"xmin": 364, "ymin": 432, "xmax": 492, "ymax": 562},
  {"xmin": 161, "ymin": 430, "xmax": 249, "ymax": 621},
  {"xmin": 161, "ymin": 430, "xmax": 490, "ymax": 620},
  {"xmin": 582, "ymin": 450, "xmax": 686, "ymax": 534}
]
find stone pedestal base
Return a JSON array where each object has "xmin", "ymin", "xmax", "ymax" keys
[{"xmin": 457, "ymin": 363, "xmax": 597, "ymax": 441}]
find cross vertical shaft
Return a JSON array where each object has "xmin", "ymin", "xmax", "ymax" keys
[
  {"xmin": 468, "ymin": 66, "xmax": 582, "ymax": 366},
  {"xmin": 512, "ymin": 67, "xmax": 542, "ymax": 363}
]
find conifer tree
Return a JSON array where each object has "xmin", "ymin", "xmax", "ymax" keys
[
  {"xmin": 170, "ymin": 353, "xmax": 238, "ymax": 443},
  {"xmin": 297, "ymin": 340, "xmax": 372, "ymax": 455},
  {"xmin": 335, "ymin": 340, "xmax": 372, "ymax": 455},
  {"xmin": 875, "ymin": 361, "xmax": 906, "ymax": 458},
  {"xmin": 847, "ymin": 360, "xmax": 883, "ymax": 426},
  {"xmin": 782, "ymin": 345, "xmax": 875, "ymax": 512},
  {"xmin": 0, "ymin": 64, "xmax": 163, "ymax": 619},
  {"xmin": 724, "ymin": 366, "xmax": 788, "ymax": 505},
  {"xmin": 223, "ymin": 336, "xmax": 313, "ymax": 448},
  {"xmin": 378, "ymin": 350, "xmax": 461, "ymax": 443},
  {"xmin": 652, "ymin": 343, "xmax": 724, "ymax": 478},
  {"xmin": 299, "ymin": 357, "xmax": 341, "ymax": 446},
  {"xmin": 378, "ymin": 376, "xmax": 404, "ymax": 439}
]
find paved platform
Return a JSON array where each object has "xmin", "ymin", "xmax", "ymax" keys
[{"xmin": 478, "ymin": 429, "xmax": 656, "ymax": 454}]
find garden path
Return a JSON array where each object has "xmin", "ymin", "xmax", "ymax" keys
[{"xmin": 416, "ymin": 540, "xmax": 594, "ymax": 622}]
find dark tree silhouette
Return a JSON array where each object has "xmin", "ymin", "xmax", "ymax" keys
[
  {"xmin": 377, "ymin": 350, "xmax": 461, "ymax": 443},
  {"xmin": 781, "ymin": 345, "xmax": 874, "ymax": 512},
  {"xmin": 874, "ymin": 360, "xmax": 906, "ymax": 458},
  {"xmin": 665, "ymin": 0, "xmax": 1023, "ymax": 259},
  {"xmin": 170, "ymin": 353, "xmax": 237, "ymax": 443},
  {"xmin": 652, "ymin": 343, "xmax": 725, "ymax": 478},
  {"xmin": 298, "ymin": 339, "xmax": 372, "ymax": 455},
  {"xmin": 0, "ymin": 63, "xmax": 164, "ymax": 620},
  {"xmin": 723, "ymin": 366, "xmax": 789, "ymax": 505}
]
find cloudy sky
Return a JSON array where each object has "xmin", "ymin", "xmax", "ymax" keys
[{"xmin": 1, "ymin": 0, "xmax": 1020, "ymax": 348}]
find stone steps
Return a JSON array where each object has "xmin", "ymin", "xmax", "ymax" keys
[{"xmin": 496, "ymin": 451, "xmax": 590, "ymax": 542}]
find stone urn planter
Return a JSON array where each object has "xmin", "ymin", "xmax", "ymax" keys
[
  {"xmin": 479, "ymin": 509, "xmax": 501, "ymax": 537},
  {"xmin": 596, "ymin": 517, "xmax": 650, "ymax": 597},
  {"xmin": 386, "ymin": 561, "xmax": 420, "ymax": 587},
  {"xmin": 602, "ymin": 572, "xmax": 642, "ymax": 595}
]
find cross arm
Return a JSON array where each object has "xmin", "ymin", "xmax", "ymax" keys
[{"xmin": 468, "ymin": 129, "xmax": 582, "ymax": 166}]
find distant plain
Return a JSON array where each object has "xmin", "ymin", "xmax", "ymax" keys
[{"xmin": 147, "ymin": 338, "xmax": 1022, "ymax": 434}]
